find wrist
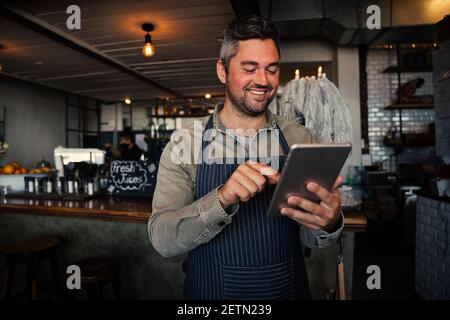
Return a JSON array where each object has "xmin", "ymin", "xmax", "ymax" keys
[{"xmin": 217, "ymin": 186, "xmax": 232, "ymax": 210}]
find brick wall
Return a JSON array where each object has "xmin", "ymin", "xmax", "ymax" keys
[
  {"xmin": 415, "ymin": 195, "xmax": 450, "ymax": 299},
  {"xmin": 366, "ymin": 48, "xmax": 435, "ymax": 170}
]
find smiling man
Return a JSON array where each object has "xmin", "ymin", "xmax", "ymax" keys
[{"xmin": 148, "ymin": 15, "xmax": 344, "ymax": 300}]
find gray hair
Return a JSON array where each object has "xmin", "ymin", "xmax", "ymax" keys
[{"xmin": 219, "ymin": 15, "xmax": 280, "ymax": 73}]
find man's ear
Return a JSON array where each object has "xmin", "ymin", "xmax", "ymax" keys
[{"xmin": 216, "ymin": 59, "xmax": 226, "ymax": 84}]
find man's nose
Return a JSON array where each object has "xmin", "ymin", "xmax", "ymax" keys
[{"xmin": 253, "ymin": 69, "xmax": 269, "ymax": 86}]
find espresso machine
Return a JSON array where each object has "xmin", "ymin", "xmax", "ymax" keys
[{"xmin": 53, "ymin": 147, "xmax": 106, "ymax": 195}]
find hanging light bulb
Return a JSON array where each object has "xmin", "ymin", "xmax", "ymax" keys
[
  {"xmin": 204, "ymin": 93, "xmax": 212, "ymax": 99},
  {"xmin": 142, "ymin": 23, "xmax": 155, "ymax": 58},
  {"xmin": 294, "ymin": 69, "xmax": 300, "ymax": 80},
  {"xmin": 142, "ymin": 35, "xmax": 155, "ymax": 57},
  {"xmin": 124, "ymin": 98, "xmax": 131, "ymax": 105}
]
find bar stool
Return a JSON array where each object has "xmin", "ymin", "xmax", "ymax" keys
[
  {"xmin": 1, "ymin": 236, "xmax": 62, "ymax": 300},
  {"xmin": 70, "ymin": 257, "xmax": 120, "ymax": 300}
]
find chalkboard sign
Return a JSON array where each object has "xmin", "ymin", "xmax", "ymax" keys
[{"xmin": 106, "ymin": 160, "xmax": 158, "ymax": 196}]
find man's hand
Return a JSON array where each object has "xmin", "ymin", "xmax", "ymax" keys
[
  {"xmin": 104, "ymin": 143, "xmax": 123, "ymax": 160},
  {"xmin": 218, "ymin": 161, "xmax": 279, "ymax": 210},
  {"xmin": 280, "ymin": 176, "xmax": 343, "ymax": 232}
]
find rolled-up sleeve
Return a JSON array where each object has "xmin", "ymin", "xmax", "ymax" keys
[
  {"xmin": 300, "ymin": 211, "xmax": 344, "ymax": 249},
  {"xmin": 148, "ymin": 141, "xmax": 239, "ymax": 258}
]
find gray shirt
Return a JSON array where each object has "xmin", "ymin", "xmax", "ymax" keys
[{"xmin": 148, "ymin": 104, "xmax": 344, "ymax": 258}]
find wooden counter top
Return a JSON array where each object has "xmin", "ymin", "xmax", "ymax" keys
[
  {"xmin": 341, "ymin": 210, "xmax": 367, "ymax": 232},
  {"xmin": 0, "ymin": 196, "xmax": 367, "ymax": 231},
  {"xmin": 0, "ymin": 195, "xmax": 152, "ymax": 223}
]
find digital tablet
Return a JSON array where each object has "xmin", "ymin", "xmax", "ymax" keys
[{"xmin": 266, "ymin": 143, "xmax": 352, "ymax": 218}]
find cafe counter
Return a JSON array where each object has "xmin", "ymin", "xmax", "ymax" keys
[
  {"xmin": 0, "ymin": 195, "xmax": 153, "ymax": 223},
  {"xmin": 0, "ymin": 195, "xmax": 366, "ymax": 299},
  {"xmin": 0, "ymin": 195, "xmax": 366, "ymax": 227}
]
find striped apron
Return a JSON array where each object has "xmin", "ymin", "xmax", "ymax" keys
[{"xmin": 184, "ymin": 116, "xmax": 311, "ymax": 300}]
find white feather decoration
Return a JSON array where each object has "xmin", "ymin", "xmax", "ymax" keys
[{"xmin": 280, "ymin": 77, "xmax": 353, "ymax": 144}]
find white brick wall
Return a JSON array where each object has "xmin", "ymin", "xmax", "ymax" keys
[
  {"xmin": 416, "ymin": 196, "xmax": 450, "ymax": 299},
  {"xmin": 366, "ymin": 49, "xmax": 435, "ymax": 169}
]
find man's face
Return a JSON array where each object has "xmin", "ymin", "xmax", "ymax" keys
[
  {"xmin": 220, "ymin": 39, "xmax": 280, "ymax": 116},
  {"xmin": 119, "ymin": 137, "xmax": 131, "ymax": 146}
]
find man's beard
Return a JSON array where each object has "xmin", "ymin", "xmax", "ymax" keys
[{"xmin": 225, "ymin": 82, "xmax": 276, "ymax": 117}]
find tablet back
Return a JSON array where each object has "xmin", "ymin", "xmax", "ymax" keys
[{"xmin": 267, "ymin": 144, "xmax": 352, "ymax": 218}]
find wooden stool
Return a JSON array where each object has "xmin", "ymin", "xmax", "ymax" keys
[
  {"xmin": 1, "ymin": 236, "xmax": 62, "ymax": 300},
  {"xmin": 71, "ymin": 257, "xmax": 120, "ymax": 300}
]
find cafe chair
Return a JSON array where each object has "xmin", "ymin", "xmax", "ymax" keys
[
  {"xmin": 1, "ymin": 236, "xmax": 62, "ymax": 300},
  {"xmin": 69, "ymin": 256, "xmax": 120, "ymax": 300}
]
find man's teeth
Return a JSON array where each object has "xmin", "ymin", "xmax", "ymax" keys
[{"xmin": 249, "ymin": 90, "xmax": 266, "ymax": 95}]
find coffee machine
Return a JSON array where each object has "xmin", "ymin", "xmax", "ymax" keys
[{"xmin": 54, "ymin": 147, "xmax": 106, "ymax": 195}]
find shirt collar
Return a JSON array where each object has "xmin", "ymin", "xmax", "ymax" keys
[{"xmin": 212, "ymin": 102, "xmax": 277, "ymax": 130}]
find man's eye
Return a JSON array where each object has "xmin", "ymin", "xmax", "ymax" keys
[
  {"xmin": 243, "ymin": 68, "xmax": 256, "ymax": 73},
  {"xmin": 267, "ymin": 68, "xmax": 278, "ymax": 74}
]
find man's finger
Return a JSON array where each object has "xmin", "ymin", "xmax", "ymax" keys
[
  {"xmin": 237, "ymin": 164, "xmax": 267, "ymax": 189},
  {"xmin": 246, "ymin": 161, "xmax": 278, "ymax": 176},
  {"xmin": 305, "ymin": 182, "xmax": 336, "ymax": 206},
  {"xmin": 266, "ymin": 173, "xmax": 280, "ymax": 185},
  {"xmin": 245, "ymin": 161, "xmax": 279, "ymax": 184},
  {"xmin": 332, "ymin": 175, "xmax": 343, "ymax": 192},
  {"xmin": 287, "ymin": 196, "xmax": 329, "ymax": 220},
  {"xmin": 280, "ymin": 207, "xmax": 326, "ymax": 229},
  {"xmin": 233, "ymin": 171, "xmax": 260, "ymax": 195},
  {"xmin": 233, "ymin": 181, "xmax": 252, "ymax": 202}
]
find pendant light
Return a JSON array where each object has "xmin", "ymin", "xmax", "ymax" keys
[{"xmin": 142, "ymin": 23, "xmax": 155, "ymax": 58}]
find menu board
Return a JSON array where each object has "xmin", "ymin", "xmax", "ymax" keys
[
  {"xmin": 106, "ymin": 160, "xmax": 158, "ymax": 197},
  {"xmin": 433, "ymin": 40, "xmax": 450, "ymax": 157}
]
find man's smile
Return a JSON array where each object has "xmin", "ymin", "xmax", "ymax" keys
[{"xmin": 246, "ymin": 88, "xmax": 270, "ymax": 100}]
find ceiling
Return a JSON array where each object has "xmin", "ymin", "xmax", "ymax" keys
[
  {"xmin": 0, "ymin": 0, "xmax": 447, "ymax": 104},
  {"xmin": 0, "ymin": 0, "xmax": 233, "ymax": 103},
  {"xmin": 259, "ymin": 0, "xmax": 448, "ymax": 45}
]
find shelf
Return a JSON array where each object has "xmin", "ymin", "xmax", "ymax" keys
[
  {"xmin": 383, "ymin": 141, "xmax": 435, "ymax": 148},
  {"xmin": 383, "ymin": 134, "xmax": 435, "ymax": 148},
  {"xmin": 383, "ymin": 66, "xmax": 433, "ymax": 73},
  {"xmin": 384, "ymin": 103, "xmax": 434, "ymax": 110}
]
